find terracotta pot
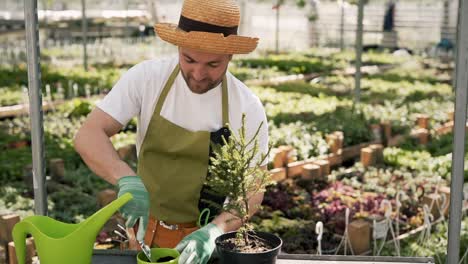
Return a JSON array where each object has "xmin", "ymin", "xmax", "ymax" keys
[
  {"xmin": 360, "ymin": 148, "xmax": 375, "ymax": 167},
  {"xmin": 269, "ymin": 168, "xmax": 286, "ymax": 182},
  {"xmin": 349, "ymin": 219, "xmax": 371, "ymax": 255},
  {"xmin": 416, "ymin": 114, "xmax": 430, "ymax": 129},
  {"xmin": 286, "ymin": 160, "xmax": 306, "ymax": 178},
  {"xmin": 369, "ymin": 144, "xmax": 384, "ymax": 164},
  {"xmin": 301, "ymin": 164, "xmax": 321, "ymax": 180},
  {"xmin": 313, "ymin": 159, "xmax": 330, "ymax": 178},
  {"xmin": 49, "ymin": 158, "xmax": 65, "ymax": 181}
]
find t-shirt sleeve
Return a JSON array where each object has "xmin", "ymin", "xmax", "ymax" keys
[
  {"xmin": 95, "ymin": 63, "xmax": 145, "ymax": 126},
  {"xmin": 245, "ymin": 97, "xmax": 269, "ymax": 167}
]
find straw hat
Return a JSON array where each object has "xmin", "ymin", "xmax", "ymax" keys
[{"xmin": 154, "ymin": 0, "xmax": 259, "ymax": 54}]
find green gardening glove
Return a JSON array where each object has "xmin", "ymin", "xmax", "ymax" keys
[
  {"xmin": 117, "ymin": 176, "xmax": 149, "ymax": 241},
  {"xmin": 175, "ymin": 223, "xmax": 223, "ymax": 264}
]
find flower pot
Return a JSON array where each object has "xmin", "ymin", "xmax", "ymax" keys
[
  {"xmin": 215, "ymin": 231, "xmax": 282, "ymax": 264},
  {"xmin": 272, "ymin": 146, "xmax": 295, "ymax": 168},
  {"xmin": 370, "ymin": 124, "xmax": 382, "ymax": 141},
  {"xmin": 301, "ymin": 163, "xmax": 321, "ymax": 180},
  {"xmin": 416, "ymin": 114, "xmax": 430, "ymax": 129},
  {"xmin": 411, "ymin": 128, "xmax": 429, "ymax": 145},
  {"xmin": 269, "ymin": 167, "xmax": 287, "ymax": 182},
  {"xmin": 348, "ymin": 219, "xmax": 371, "ymax": 255},
  {"xmin": 360, "ymin": 148, "xmax": 375, "ymax": 167},
  {"xmin": 0, "ymin": 214, "xmax": 20, "ymax": 244},
  {"xmin": 326, "ymin": 133, "xmax": 343, "ymax": 154},
  {"xmin": 136, "ymin": 248, "xmax": 179, "ymax": 264},
  {"xmin": 312, "ymin": 159, "xmax": 330, "ymax": 179},
  {"xmin": 380, "ymin": 121, "xmax": 392, "ymax": 145},
  {"xmin": 49, "ymin": 158, "xmax": 65, "ymax": 181},
  {"xmin": 286, "ymin": 160, "xmax": 306, "ymax": 178},
  {"xmin": 342, "ymin": 144, "xmax": 362, "ymax": 161},
  {"xmin": 369, "ymin": 144, "xmax": 384, "ymax": 164}
]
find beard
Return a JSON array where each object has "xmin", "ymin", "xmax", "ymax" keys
[{"xmin": 180, "ymin": 69, "xmax": 227, "ymax": 94}]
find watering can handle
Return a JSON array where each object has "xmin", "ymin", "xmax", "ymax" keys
[{"xmin": 12, "ymin": 221, "xmax": 28, "ymax": 264}]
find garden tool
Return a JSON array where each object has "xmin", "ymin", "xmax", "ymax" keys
[
  {"xmin": 138, "ymin": 239, "xmax": 154, "ymax": 262},
  {"xmin": 114, "ymin": 230, "xmax": 127, "ymax": 241},
  {"xmin": 12, "ymin": 193, "xmax": 132, "ymax": 264}
]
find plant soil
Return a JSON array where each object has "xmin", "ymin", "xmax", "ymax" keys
[
  {"xmin": 219, "ymin": 236, "xmax": 273, "ymax": 253},
  {"xmin": 155, "ymin": 256, "xmax": 175, "ymax": 262}
]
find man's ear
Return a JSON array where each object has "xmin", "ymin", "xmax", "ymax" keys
[{"xmin": 228, "ymin": 54, "xmax": 233, "ymax": 61}]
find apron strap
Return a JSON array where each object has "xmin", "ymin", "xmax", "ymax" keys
[
  {"xmin": 222, "ymin": 75, "xmax": 229, "ymax": 126},
  {"xmin": 155, "ymin": 64, "xmax": 181, "ymax": 114}
]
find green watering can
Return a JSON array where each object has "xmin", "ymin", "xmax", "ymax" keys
[{"xmin": 12, "ymin": 193, "xmax": 133, "ymax": 264}]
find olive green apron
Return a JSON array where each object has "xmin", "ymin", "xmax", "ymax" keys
[{"xmin": 137, "ymin": 64, "xmax": 229, "ymax": 223}]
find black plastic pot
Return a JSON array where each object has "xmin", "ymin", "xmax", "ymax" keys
[{"xmin": 214, "ymin": 231, "xmax": 282, "ymax": 264}]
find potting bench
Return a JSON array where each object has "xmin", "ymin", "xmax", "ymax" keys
[{"xmin": 92, "ymin": 250, "xmax": 434, "ymax": 264}]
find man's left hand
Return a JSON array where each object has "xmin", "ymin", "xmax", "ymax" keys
[{"xmin": 175, "ymin": 223, "xmax": 223, "ymax": 264}]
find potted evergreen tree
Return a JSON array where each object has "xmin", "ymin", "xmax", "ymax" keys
[{"xmin": 206, "ymin": 114, "xmax": 282, "ymax": 264}]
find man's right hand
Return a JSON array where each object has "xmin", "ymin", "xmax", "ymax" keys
[{"xmin": 117, "ymin": 176, "xmax": 150, "ymax": 241}]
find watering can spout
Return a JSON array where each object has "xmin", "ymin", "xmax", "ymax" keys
[
  {"xmin": 83, "ymin": 192, "xmax": 133, "ymax": 236},
  {"xmin": 12, "ymin": 193, "xmax": 133, "ymax": 264}
]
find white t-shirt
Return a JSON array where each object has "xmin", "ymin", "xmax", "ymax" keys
[{"xmin": 96, "ymin": 56, "xmax": 269, "ymax": 166}]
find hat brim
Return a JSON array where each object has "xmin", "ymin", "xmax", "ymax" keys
[{"xmin": 154, "ymin": 23, "xmax": 259, "ymax": 54}]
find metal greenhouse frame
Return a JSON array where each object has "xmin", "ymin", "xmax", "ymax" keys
[{"xmin": 23, "ymin": 0, "xmax": 467, "ymax": 262}]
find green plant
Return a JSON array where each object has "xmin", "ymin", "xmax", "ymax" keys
[
  {"xmin": 381, "ymin": 217, "xmax": 468, "ymax": 263},
  {"xmin": 206, "ymin": 114, "xmax": 273, "ymax": 246},
  {"xmin": 383, "ymin": 147, "xmax": 468, "ymax": 182},
  {"xmin": 0, "ymin": 87, "xmax": 23, "ymax": 107},
  {"xmin": 235, "ymin": 54, "xmax": 337, "ymax": 75},
  {"xmin": 229, "ymin": 65, "xmax": 284, "ymax": 82},
  {"xmin": 313, "ymin": 106, "xmax": 374, "ymax": 146},
  {"xmin": 269, "ymin": 121, "xmax": 328, "ymax": 160}
]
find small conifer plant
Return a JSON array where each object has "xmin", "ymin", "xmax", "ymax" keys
[{"xmin": 206, "ymin": 113, "xmax": 274, "ymax": 250}]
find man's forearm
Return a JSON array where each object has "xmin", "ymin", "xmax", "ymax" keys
[
  {"xmin": 74, "ymin": 126, "xmax": 136, "ymax": 185},
  {"xmin": 212, "ymin": 192, "xmax": 264, "ymax": 233}
]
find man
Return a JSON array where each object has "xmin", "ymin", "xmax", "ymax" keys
[{"xmin": 73, "ymin": 0, "xmax": 269, "ymax": 263}]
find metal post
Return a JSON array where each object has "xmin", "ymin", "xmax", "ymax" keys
[
  {"xmin": 275, "ymin": 1, "xmax": 280, "ymax": 54},
  {"xmin": 41, "ymin": 0, "xmax": 48, "ymax": 48},
  {"xmin": 447, "ymin": 0, "xmax": 468, "ymax": 263},
  {"xmin": 24, "ymin": 0, "xmax": 47, "ymax": 216},
  {"xmin": 340, "ymin": 0, "xmax": 345, "ymax": 51},
  {"xmin": 81, "ymin": 0, "xmax": 88, "ymax": 71},
  {"xmin": 240, "ymin": 0, "xmax": 247, "ymax": 35},
  {"xmin": 441, "ymin": 0, "xmax": 450, "ymax": 41},
  {"xmin": 125, "ymin": 0, "xmax": 130, "ymax": 40},
  {"xmin": 354, "ymin": 0, "xmax": 364, "ymax": 104}
]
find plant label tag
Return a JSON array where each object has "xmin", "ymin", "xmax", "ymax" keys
[{"xmin": 373, "ymin": 220, "xmax": 388, "ymax": 239}]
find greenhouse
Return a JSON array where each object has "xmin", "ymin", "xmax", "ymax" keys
[{"xmin": 0, "ymin": 0, "xmax": 467, "ymax": 263}]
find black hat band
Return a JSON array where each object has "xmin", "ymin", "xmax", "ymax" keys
[{"xmin": 178, "ymin": 15, "xmax": 238, "ymax": 37}]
